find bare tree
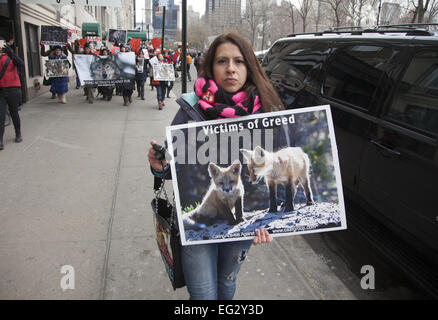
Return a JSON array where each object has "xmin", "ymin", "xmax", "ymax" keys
[
  {"xmin": 411, "ymin": 0, "xmax": 432, "ymax": 22},
  {"xmin": 282, "ymin": 0, "xmax": 298, "ymax": 34},
  {"xmin": 427, "ymin": 0, "xmax": 438, "ymax": 21},
  {"xmin": 297, "ymin": 0, "xmax": 313, "ymax": 32},
  {"xmin": 243, "ymin": 0, "xmax": 263, "ymax": 47},
  {"xmin": 321, "ymin": 0, "xmax": 345, "ymax": 27}
]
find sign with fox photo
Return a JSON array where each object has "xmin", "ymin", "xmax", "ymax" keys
[{"xmin": 166, "ymin": 106, "xmax": 347, "ymax": 245}]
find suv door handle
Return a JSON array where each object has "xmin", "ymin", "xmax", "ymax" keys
[{"xmin": 370, "ymin": 140, "xmax": 401, "ymax": 157}]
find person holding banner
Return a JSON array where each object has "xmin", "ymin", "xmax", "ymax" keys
[
  {"xmin": 152, "ymin": 53, "xmax": 168, "ymax": 110},
  {"xmin": 148, "ymin": 33, "xmax": 284, "ymax": 300},
  {"xmin": 120, "ymin": 47, "xmax": 135, "ymax": 107},
  {"xmin": 98, "ymin": 47, "xmax": 114, "ymax": 102},
  {"xmin": 82, "ymin": 43, "xmax": 97, "ymax": 104},
  {"xmin": 163, "ymin": 49, "xmax": 174, "ymax": 98},
  {"xmin": 135, "ymin": 51, "xmax": 148, "ymax": 101},
  {"xmin": 0, "ymin": 37, "xmax": 24, "ymax": 150},
  {"xmin": 49, "ymin": 46, "xmax": 70, "ymax": 104}
]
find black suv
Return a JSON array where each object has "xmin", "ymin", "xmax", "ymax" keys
[{"xmin": 262, "ymin": 25, "xmax": 438, "ymax": 296}]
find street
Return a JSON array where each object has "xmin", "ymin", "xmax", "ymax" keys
[{"xmin": 0, "ymin": 75, "xmax": 427, "ymax": 300}]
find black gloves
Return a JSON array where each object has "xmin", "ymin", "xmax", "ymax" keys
[{"xmin": 1, "ymin": 45, "xmax": 14, "ymax": 57}]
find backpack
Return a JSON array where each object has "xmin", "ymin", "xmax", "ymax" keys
[{"xmin": 186, "ymin": 55, "xmax": 192, "ymax": 64}]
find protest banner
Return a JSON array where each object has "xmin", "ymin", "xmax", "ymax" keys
[
  {"xmin": 152, "ymin": 63, "xmax": 175, "ymax": 81},
  {"xmin": 74, "ymin": 52, "xmax": 135, "ymax": 86},
  {"xmin": 166, "ymin": 106, "xmax": 347, "ymax": 245},
  {"xmin": 45, "ymin": 60, "xmax": 69, "ymax": 78},
  {"xmin": 108, "ymin": 29, "xmax": 127, "ymax": 45},
  {"xmin": 41, "ymin": 26, "xmax": 68, "ymax": 46}
]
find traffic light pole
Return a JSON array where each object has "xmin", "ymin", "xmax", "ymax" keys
[
  {"xmin": 161, "ymin": 6, "xmax": 166, "ymax": 53},
  {"xmin": 181, "ymin": 0, "xmax": 187, "ymax": 93}
]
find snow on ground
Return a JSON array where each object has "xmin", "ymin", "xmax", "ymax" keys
[{"xmin": 184, "ymin": 202, "xmax": 343, "ymax": 242}]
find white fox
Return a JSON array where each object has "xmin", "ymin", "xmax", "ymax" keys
[{"xmin": 241, "ymin": 146, "xmax": 314, "ymax": 213}]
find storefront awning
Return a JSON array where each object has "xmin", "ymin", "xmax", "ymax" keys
[
  {"xmin": 127, "ymin": 31, "xmax": 147, "ymax": 41},
  {"xmin": 82, "ymin": 23, "xmax": 101, "ymax": 37}
]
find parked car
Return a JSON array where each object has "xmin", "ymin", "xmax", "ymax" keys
[
  {"xmin": 262, "ymin": 25, "xmax": 438, "ymax": 296},
  {"xmin": 254, "ymin": 49, "xmax": 269, "ymax": 63}
]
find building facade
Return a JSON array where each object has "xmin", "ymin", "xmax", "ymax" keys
[
  {"xmin": 152, "ymin": 0, "xmax": 179, "ymax": 45},
  {"xmin": 205, "ymin": 0, "xmax": 241, "ymax": 35}
]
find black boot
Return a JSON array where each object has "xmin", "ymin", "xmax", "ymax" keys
[
  {"xmin": 15, "ymin": 131, "xmax": 22, "ymax": 143},
  {"xmin": 0, "ymin": 139, "xmax": 4, "ymax": 150}
]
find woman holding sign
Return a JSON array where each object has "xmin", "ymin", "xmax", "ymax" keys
[
  {"xmin": 148, "ymin": 33, "xmax": 284, "ymax": 300},
  {"xmin": 152, "ymin": 53, "xmax": 169, "ymax": 110},
  {"xmin": 49, "ymin": 46, "xmax": 70, "ymax": 104}
]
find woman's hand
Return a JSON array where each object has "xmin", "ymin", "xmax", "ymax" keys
[
  {"xmin": 148, "ymin": 140, "xmax": 168, "ymax": 171},
  {"xmin": 253, "ymin": 228, "xmax": 273, "ymax": 245}
]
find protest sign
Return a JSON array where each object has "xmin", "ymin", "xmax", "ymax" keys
[
  {"xmin": 108, "ymin": 29, "xmax": 127, "ymax": 44},
  {"xmin": 166, "ymin": 106, "xmax": 347, "ymax": 245},
  {"xmin": 41, "ymin": 26, "xmax": 68, "ymax": 46},
  {"xmin": 136, "ymin": 58, "xmax": 144, "ymax": 73},
  {"xmin": 74, "ymin": 52, "xmax": 135, "ymax": 86},
  {"xmin": 142, "ymin": 48, "xmax": 150, "ymax": 59},
  {"xmin": 45, "ymin": 60, "xmax": 69, "ymax": 78},
  {"xmin": 149, "ymin": 56, "xmax": 158, "ymax": 66},
  {"xmin": 153, "ymin": 63, "xmax": 175, "ymax": 81}
]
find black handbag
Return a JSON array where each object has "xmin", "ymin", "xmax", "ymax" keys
[
  {"xmin": 151, "ymin": 176, "xmax": 185, "ymax": 290},
  {"xmin": 43, "ymin": 75, "xmax": 51, "ymax": 86}
]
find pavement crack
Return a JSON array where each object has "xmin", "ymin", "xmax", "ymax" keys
[{"xmin": 99, "ymin": 107, "xmax": 129, "ymax": 300}]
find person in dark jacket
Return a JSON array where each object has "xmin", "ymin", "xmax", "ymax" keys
[
  {"xmin": 147, "ymin": 33, "xmax": 284, "ymax": 300},
  {"xmin": 97, "ymin": 47, "xmax": 115, "ymax": 101},
  {"xmin": 135, "ymin": 51, "xmax": 148, "ymax": 100},
  {"xmin": 0, "ymin": 37, "xmax": 24, "ymax": 150}
]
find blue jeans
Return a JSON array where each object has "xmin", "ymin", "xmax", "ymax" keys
[
  {"xmin": 156, "ymin": 82, "xmax": 166, "ymax": 102},
  {"xmin": 181, "ymin": 240, "xmax": 252, "ymax": 300}
]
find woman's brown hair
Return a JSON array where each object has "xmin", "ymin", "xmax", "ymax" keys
[{"xmin": 200, "ymin": 32, "xmax": 284, "ymax": 112}]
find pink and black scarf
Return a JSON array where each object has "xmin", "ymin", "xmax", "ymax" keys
[{"xmin": 194, "ymin": 77, "xmax": 261, "ymax": 120}]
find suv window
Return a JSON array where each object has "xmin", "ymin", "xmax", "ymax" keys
[
  {"xmin": 263, "ymin": 41, "xmax": 327, "ymax": 83},
  {"xmin": 385, "ymin": 50, "xmax": 438, "ymax": 137},
  {"xmin": 323, "ymin": 45, "xmax": 397, "ymax": 110}
]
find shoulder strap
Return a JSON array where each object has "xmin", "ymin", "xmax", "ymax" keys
[
  {"xmin": 181, "ymin": 92, "xmax": 198, "ymax": 107},
  {"xmin": 0, "ymin": 57, "xmax": 11, "ymax": 80},
  {"xmin": 177, "ymin": 92, "xmax": 207, "ymax": 122}
]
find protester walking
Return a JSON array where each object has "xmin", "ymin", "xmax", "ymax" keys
[
  {"xmin": 186, "ymin": 53, "xmax": 192, "ymax": 82},
  {"xmin": 135, "ymin": 51, "xmax": 148, "ymax": 100},
  {"xmin": 163, "ymin": 49, "xmax": 174, "ymax": 98},
  {"xmin": 194, "ymin": 51, "xmax": 203, "ymax": 76},
  {"xmin": 97, "ymin": 47, "xmax": 114, "ymax": 101},
  {"xmin": 82, "ymin": 43, "xmax": 96, "ymax": 104},
  {"xmin": 152, "ymin": 53, "xmax": 167, "ymax": 110},
  {"xmin": 120, "ymin": 47, "xmax": 135, "ymax": 106},
  {"xmin": 49, "ymin": 46, "xmax": 70, "ymax": 104},
  {"xmin": 0, "ymin": 37, "xmax": 24, "ymax": 150},
  {"xmin": 147, "ymin": 33, "xmax": 282, "ymax": 299}
]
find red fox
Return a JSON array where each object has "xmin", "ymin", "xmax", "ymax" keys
[
  {"xmin": 241, "ymin": 146, "xmax": 314, "ymax": 213},
  {"xmin": 183, "ymin": 160, "xmax": 245, "ymax": 230}
]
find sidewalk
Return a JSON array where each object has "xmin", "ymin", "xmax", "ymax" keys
[{"xmin": 0, "ymin": 83, "xmax": 366, "ymax": 300}]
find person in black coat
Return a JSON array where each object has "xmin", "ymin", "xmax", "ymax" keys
[{"xmin": 135, "ymin": 51, "xmax": 148, "ymax": 100}]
